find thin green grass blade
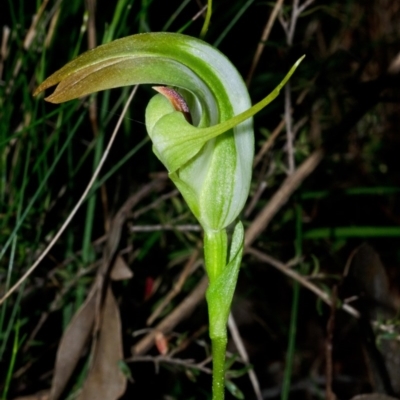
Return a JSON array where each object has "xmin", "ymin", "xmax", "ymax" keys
[
  {"xmin": 304, "ymin": 226, "xmax": 400, "ymax": 239},
  {"xmin": 162, "ymin": 0, "xmax": 192, "ymax": 31},
  {"xmin": 213, "ymin": 0, "xmax": 256, "ymax": 47},
  {"xmin": 200, "ymin": 0, "xmax": 212, "ymax": 38}
]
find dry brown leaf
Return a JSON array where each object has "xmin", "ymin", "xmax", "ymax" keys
[
  {"xmin": 348, "ymin": 244, "xmax": 400, "ymax": 394},
  {"xmin": 110, "ymin": 256, "xmax": 133, "ymax": 281},
  {"xmin": 50, "ymin": 287, "xmax": 96, "ymax": 400},
  {"xmin": 78, "ymin": 286, "xmax": 126, "ymax": 400},
  {"xmin": 350, "ymin": 243, "xmax": 393, "ymax": 309}
]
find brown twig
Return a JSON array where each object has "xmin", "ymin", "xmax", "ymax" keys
[
  {"xmin": 284, "ymin": 83, "xmax": 296, "ymax": 174},
  {"xmin": 192, "ymin": 4, "xmax": 208, "ymax": 22},
  {"xmin": 228, "ymin": 314, "xmax": 263, "ymax": 400},
  {"xmin": 279, "ymin": 0, "xmax": 316, "ymax": 173},
  {"xmin": 23, "ymin": 0, "xmax": 51, "ymax": 50},
  {"xmin": 253, "ymin": 119, "xmax": 286, "ymax": 168},
  {"xmin": 44, "ymin": 5, "xmax": 61, "ymax": 48},
  {"xmin": 245, "ymin": 119, "xmax": 286, "ymax": 217},
  {"xmin": 85, "ymin": 0, "xmax": 97, "ymax": 50},
  {"xmin": 246, "ymin": 0, "xmax": 285, "ymax": 86},
  {"xmin": 0, "ymin": 26, "xmax": 10, "ymax": 81},
  {"xmin": 325, "ymin": 286, "xmax": 337, "ymax": 400}
]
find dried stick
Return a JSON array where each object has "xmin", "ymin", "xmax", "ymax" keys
[
  {"xmin": 246, "ymin": 0, "xmax": 285, "ymax": 86},
  {"xmin": 228, "ymin": 314, "xmax": 263, "ymax": 400},
  {"xmin": 281, "ymin": 0, "xmax": 316, "ymax": 173},
  {"xmin": 253, "ymin": 119, "xmax": 286, "ymax": 168},
  {"xmin": 0, "ymin": 26, "xmax": 10, "ymax": 80},
  {"xmin": 325, "ymin": 286, "xmax": 337, "ymax": 400},
  {"xmin": 284, "ymin": 83, "xmax": 295, "ymax": 174}
]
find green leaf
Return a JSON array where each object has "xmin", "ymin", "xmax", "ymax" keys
[
  {"xmin": 225, "ymin": 379, "xmax": 245, "ymax": 400},
  {"xmin": 206, "ymin": 221, "xmax": 244, "ymax": 338}
]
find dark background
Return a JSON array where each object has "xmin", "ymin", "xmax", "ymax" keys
[{"xmin": 1, "ymin": 1, "xmax": 400, "ymax": 399}]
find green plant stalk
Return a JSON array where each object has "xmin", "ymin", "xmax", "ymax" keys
[
  {"xmin": 204, "ymin": 229, "xmax": 228, "ymax": 399},
  {"xmin": 211, "ymin": 336, "xmax": 228, "ymax": 400}
]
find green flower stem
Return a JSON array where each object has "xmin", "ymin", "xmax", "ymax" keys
[
  {"xmin": 204, "ymin": 228, "xmax": 229, "ymax": 400},
  {"xmin": 211, "ymin": 335, "xmax": 228, "ymax": 400},
  {"xmin": 204, "ymin": 229, "xmax": 228, "ymax": 399}
]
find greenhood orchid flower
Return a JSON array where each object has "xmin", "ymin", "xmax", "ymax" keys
[{"xmin": 34, "ymin": 32, "xmax": 303, "ymax": 400}]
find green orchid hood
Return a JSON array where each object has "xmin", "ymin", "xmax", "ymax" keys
[{"xmin": 34, "ymin": 32, "xmax": 302, "ymax": 232}]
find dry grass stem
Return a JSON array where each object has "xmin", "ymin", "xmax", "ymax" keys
[
  {"xmin": 253, "ymin": 119, "xmax": 285, "ymax": 167},
  {"xmin": 228, "ymin": 314, "xmax": 263, "ymax": 400},
  {"xmin": 246, "ymin": 0, "xmax": 285, "ymax": 86}
]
